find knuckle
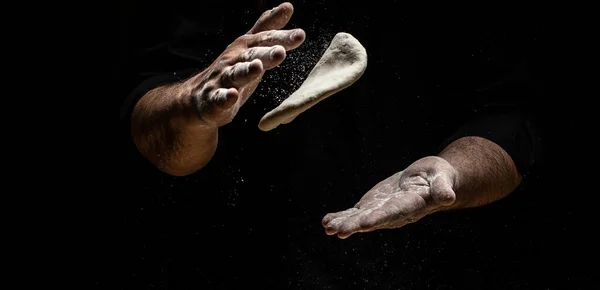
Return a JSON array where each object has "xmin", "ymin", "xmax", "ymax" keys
[
  {"xmin": 208, "ymin": 66, "xmax": 223, "ymax": 79},
  {"xmin": 220, "ymin": 67, "xmax": 234, "ymax": 83},
  {"xmin": 197, "ymin": 83, "xmax": 217, "ymax": 100},
  {"xmin": 202, "ymin": 82, "xmax": 217, "ymax": 93},
  {"xmin": 236, "ymin": 34, "xmax": 249, "ymax": 42},
  {"xmin": 236, "ymin": 34, "xmax": 252, "ymax": 45},
  {"xmin": 240, "ymin": 48, "xmax": 254, "ymax": 61},
  {"xmin": 259, "ymin": 31, "xmax": 274, "ymax": 43},
  {"xmin": 339, "ymin": 223, "xmax": 354, "ymax": 233}
]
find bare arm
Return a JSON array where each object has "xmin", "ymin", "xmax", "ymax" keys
[
  {"xmin": 130, "ymin": 81, "xmax": 218, "ymax": 176},
  {"xmin": 323, "ymin": 136, "xmax": 524, "ymax": 238},
  {"xmin": 128, "ymin": 2, "xmax": 305, "ymax": 176},
  {"xmin": 438, "ymin": 136, "xmax": 522, "ymax": 209}
]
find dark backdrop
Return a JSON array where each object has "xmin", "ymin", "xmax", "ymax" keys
[{"xmin": 113, "ymin": 1, "xmax": 594, "ymax": 289}]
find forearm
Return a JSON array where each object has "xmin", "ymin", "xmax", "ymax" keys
[
  {"xmin": 130, "ymin": 82, "xmax": 218, "ymax": 176},
  {"xmin": 438, "ymin": 136, "xmax": 522, "ymax": 209}
]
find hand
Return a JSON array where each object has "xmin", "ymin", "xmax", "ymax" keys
[
  {"xmin": 322, "ymin": 156, "xmax": 459, "ymax": 239},
  {"xmin": 181, "ymin": 2, "xmax": 306, "ymax": 127}
]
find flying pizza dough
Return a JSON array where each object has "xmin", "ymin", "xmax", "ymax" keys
[{"xmin": 258, "ymin": 32, "xmax": 367, "ymax": 131}]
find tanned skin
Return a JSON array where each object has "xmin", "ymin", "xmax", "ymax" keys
[
  {"xmin": 131, "ymin": 2, "xmax": 306, "ymax": 176},
  {"xmin": 322, "ymin": 136, "xmax": 522, "ymax": 239}
]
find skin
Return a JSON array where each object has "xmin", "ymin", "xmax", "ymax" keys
[
  {"xmin": 322, "ymin": 136, "xmax": 522, "ymax": 239},
  {"xmin": 130, "ymin": 2, "xmax": 306, "ymax": 176},
  {"xmin": 129, "ymin": 2, "xmax": 525, "ymax": 239}
]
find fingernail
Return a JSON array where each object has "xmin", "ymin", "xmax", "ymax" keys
[
  {"xmin": 289, "ymin": 30, "xmax": 299, "ymax": 41},
  {"xmin": 269, "ymin": 47, "xmax": 282, "ymax": 59},
  {"xmin": 270, "ymin": 7, "xmax": 278, "ymax": 14}
]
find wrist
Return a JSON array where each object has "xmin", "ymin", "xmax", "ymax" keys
[
  {"xmin": 437, "ymin": 136, "xmax": 522, "ymax": 209},
  {"xmin": 437, "ymin": 144, "xmax": 476, "ymax": 208}
]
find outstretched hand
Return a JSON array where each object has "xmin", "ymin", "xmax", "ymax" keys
[
  {"xmin": 322, "ymin": 156, "xmax": 459, "ymax": 239},
  {"xmin": 183, "ymin": 2, "xmax": 306, "ymax": 127}
]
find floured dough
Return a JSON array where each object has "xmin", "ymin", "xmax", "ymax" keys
[{"xmin": 258, "ymin": 32, "xmax": 367, "ymax": 131}]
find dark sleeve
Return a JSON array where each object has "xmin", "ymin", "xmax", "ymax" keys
[
  {"xmin": 438, "ymin": 52, "xmax": 547, "ymax": 180},
  {"xmin": 435, "ymin": 66, "xmax": 546, "ymax": 180},
  {"xmin": 438, "ymin": 109, "xmax": 543, "ymax": 178},
  {"xmin": 120, "ymin": 7, "xmax": 230, "ymax": 168}
]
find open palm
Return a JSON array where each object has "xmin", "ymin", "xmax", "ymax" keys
[{"xmin": 322, "ymin": 156, "xmax": 459, "ymax": 239}]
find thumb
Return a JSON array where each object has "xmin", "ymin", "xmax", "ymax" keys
[
  {"xmin": 248, "ymin": 2, "xmax": 294, "ymax": 34},
  {"xmin": 431, "ymin": 174, "xmax": 457, "ymax": 206}
]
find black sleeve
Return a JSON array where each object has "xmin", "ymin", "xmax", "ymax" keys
[
  {"xmin": 437, "ymin": 53, "xmax": 547, "ymax": 180},
  {"xmin": 119, "ymin": 9, "xmax": 227, "ymax": 176},
  {"xmin": 437, "ymin": 109, "xmax": 543, "ymax": 178}
]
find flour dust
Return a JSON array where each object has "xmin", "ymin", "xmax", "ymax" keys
[{"xmin": 254, "ymin": 26, "xmax": 335, "ymax": 111}]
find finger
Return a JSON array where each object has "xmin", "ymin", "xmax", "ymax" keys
[
  {"xmin": 324, "ymin": 216, "xmax": 345, "ymax": 235},
  {"xmin": 248, "ymin": 2, "xmax": 294, "ymax": 34},
  {"xmin": 431, "ymin": 175, "xmax": 457, "ymax": 206},
  {"xmin": 280, "ymin": 114, "xmax": 296, "ymax": 124},
  {"xmin": 247, "ymin": 29, "xmax": 306, "ymax": 51},
  {"xmin": 325, "ymin": 213, "xmax": 364, "ymax": 237},
  {"xmin": 324, "ymin": 209, "xmax": 362, "ymax": 236},
  {"xmin": 336, "ymin": 210, "xmax": 373, "ymax": 239},
  {"xmin": 322, "ymin": 208, "xmax": 358, "ymax": 226},
  {"xmin": 238, "ymin": 46, "xmax": 286, "ymax": 70},
  {"xmin": 359, "ymin": 209, "xmax": 390, "ymax": 231},
  {"xmin": 221, "ymin": 59, "xmax": 264, "ymax": 88},
  {"xmin": 362, "ymin": 194, "xmax": 426, "ymax": 229},
  {"xmin": 209, "ymin": 88, "xmax": 239, "ymax": 110}
]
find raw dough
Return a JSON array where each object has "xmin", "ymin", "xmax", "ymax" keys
[{"xmin": 258, "ymin": 32, "xmax": 367, "ymax": 131}]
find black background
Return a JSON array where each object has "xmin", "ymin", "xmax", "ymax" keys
[{"xmin": 113, "ymin": 1, "xmax": 594, "ymax": 289}]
